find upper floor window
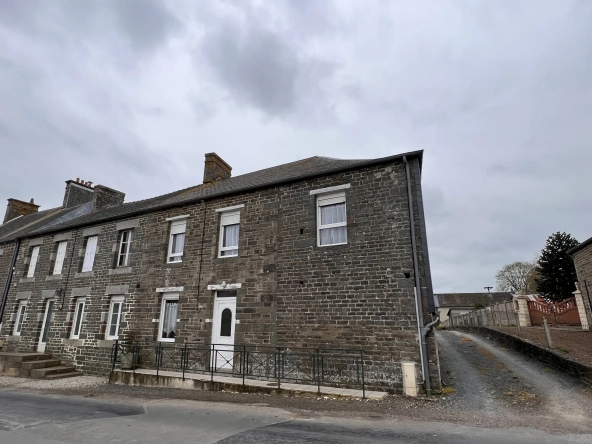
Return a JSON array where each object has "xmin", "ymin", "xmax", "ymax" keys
[
  {"xmin": 106, "ymin": 296, "xmax": 124, "ymax": 340},
  {"xmin": 53, "ymin": 241, "xmax": 68, "ymax": 275},
  {"xmin": 26, "ymin": 246, "xmax": 40, "ymax": 278},
  {"xmin": 219, "ymin": 210, "xmax": 240, "ymax": 257},
  {"xmin": 82, "ymin": 236, "xmax": 98, "ymax": 272},
  {"xmin": 13, "ymin": 300, "xmax": 27, "ymax": 335},
  {"xmin": 71, "ymin": 297, "xmax": 86, "ymax": 339},
  {"xmin": 317, "ymin": 192, "xmax": 347, "ymax": 247},
  {"xmin": 117, "ymin": 230, "xmax": 132, "ymax": 267},
  {"xmin": 168, "ymin": 220, "xmax": 186, "ymax": 263}
]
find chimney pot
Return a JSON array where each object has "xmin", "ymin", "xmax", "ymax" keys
[
  {"xmin": 30, "ymin": 198, "xmax": 35, "ymax": 204},
  {"xmin": 76, "ymin": 178, "xmax": 80, "ymax": 183},
  {"xmin": 203, "ymin": 153, "xmax": 232, "ymax": 184}
]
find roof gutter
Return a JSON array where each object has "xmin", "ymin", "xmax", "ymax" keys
[
  {"xmin": 0, "ymin": 238, "xmax": 20, "ymax": 328},
  {"xmin": 568, "ymin": 236, "xmax": 592, "ymax": 256},
  {"xmin": 30, "ymin": 151, "xmax": 424, "ymax": 238},
  {"xmin": 403, "ymin": 155, "xmax": 435, "ymax": 396}
]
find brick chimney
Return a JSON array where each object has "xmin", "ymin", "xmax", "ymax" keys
[
  {"xmin": 3, "ymin": 198, "xmax": 40, "ymax": 224},
  {"xmin": 203, "ymin": 153, "xmax": 232, "ymax": 184},
  {"xmin": 63, "ymin": 178, "xmax": 94, "ymax": 208},
  {"xmin": 92, "ymin": 185, "xmax": 125, "ymax": 210}
]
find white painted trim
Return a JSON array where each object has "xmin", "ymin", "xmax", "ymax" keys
[
  {"xmin": 165, "ymin": 214, "xmax": 190, "ymax": 221},
  {"xmin": 156, "ymin": 286, "xmax": 184, "ymax": 293},
  {"xmin": 207, "ymin": 283, "xmax": 241, "ymax": 290},
  {"xmin": 310, "ymin": 183, "xmax": 351, "ymax": 195},
  {"xmin": 215, "ymin": 204, "xmax": 244, "ymax": 213}
]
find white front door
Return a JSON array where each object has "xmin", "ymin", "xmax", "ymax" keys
[
  {"xmin": 211, "ymin": 293, "xmax": 237, "ymax": 371},
  {"xmin": 38, "ymin": 299, "xmax": 55, "ymax": 352}
]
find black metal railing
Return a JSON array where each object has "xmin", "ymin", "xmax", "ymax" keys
[{"xmin": 109, "ymin": 341, "xmax": 366, "ymax": 398}]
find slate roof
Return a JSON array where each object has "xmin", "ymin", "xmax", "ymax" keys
[
  {"xmin": 568, "ymin": 235, "xmax": 592, "ymax": 255},
  {"xmin": 0, "ymin": 202, "xmax": 94, "ymax": 244},
  {"xmin": 25, "ymin": 150, "xmax": 423, "ymax": 237},
  {"xmin": 434, "ymin": 292, "xmax": 513, "ymax": 308}
]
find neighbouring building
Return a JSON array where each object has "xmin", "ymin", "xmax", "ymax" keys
[
  {"xmin": 434, "ymin": 292, "xmax": 513, "ymax": 323},
  {"xmin": 569, "ymin": 237, "xmax": 592, "ymax": 326},
  {"xmin": 0, "ymin": 151, "xmax": 440, "ymax": 393}
]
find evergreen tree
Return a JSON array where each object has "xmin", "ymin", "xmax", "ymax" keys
[{"xmin": 536, "ymin": 232, "xmax": 580, "ymax": 302}]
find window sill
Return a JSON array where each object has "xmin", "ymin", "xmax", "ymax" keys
[
  {"xmin": 6, "ymin": 335, "xmax": 21, "ymax": 343},
  {"xmin": 158, "ymin": 339, "xmax": 176, "ymax": 343},
  {"xmin": 45, "ymin": 274, "xmax": 63, "ymax": 281},
  {"xmin": 19, "ymin": 277, "xmax": 35, "ymax": 284},
  {"xmin": 317, "ymin": 242, "xmax": 348, "ymax": 248},
  {"xmin": 98, "ymin": 339, "xmax": 116, "ymax": 347},
  {"xmin": 213, "ymin": 256, "xmax": 240, "ymax": 265},
  {"xmin": 165, "ymin": 261, "xmax": 183, "ymax": 268},
  {"xmin": 109, "ymin": 267, "xmax": 132, "ymax": 275},
  {"xmin": 75, "ymin": 271, "xmax": 94, "ymax": 278}
]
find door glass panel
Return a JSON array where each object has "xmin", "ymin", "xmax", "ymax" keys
[
  {"xmin": 109, "ymin": 302, "xmax": 121, "ymax": 337},
  {"xmin": 220, "ymin": 308, "xmax": 232, "ymax": 337},
  {"xmin": 41, "ymin": 300, "xmax": 55, "ymax": 343},
  {"xmin": 161, "ymin": 300, "xmax": 178, "ymax": 339}
]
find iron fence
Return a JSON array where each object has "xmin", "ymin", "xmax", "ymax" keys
[{"xmin": 110, "ymin": 341, "xmax": 366, "ymax": 398}]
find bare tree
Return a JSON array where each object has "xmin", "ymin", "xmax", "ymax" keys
[{"xmin": 495, "ymin": 261, "xmax": 538, "ymax": 294}]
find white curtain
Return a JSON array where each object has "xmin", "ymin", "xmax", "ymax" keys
[
  {"xmin": 222, "ymin": 224, "xmax": 239, "ymax": 256},
  {"xmin": 321, "ymin": 203, "xmax": 346, "ymax": 225},
  {"xmin": 171, "ymin": 233, "xmax": 185, "ymax": 254},
  {"xmin": 162, "ymin": 301, "xmax": 178, "ymax": 339},
  {"xmin": 320, "ymin": 203, "xmax": 347, "ymax": 245},
  {"xmin": 320, "ymin": 227, "xmax": 347, "ymax": 245}
]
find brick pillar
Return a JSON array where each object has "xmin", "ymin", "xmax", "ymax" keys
[
  {"xmin": 514, "ymin": 295, "xmax": 531, "ymax": 327},
  {"xmin": 573, "ymin": 284, "xmax": 590, "ymax": 331}
]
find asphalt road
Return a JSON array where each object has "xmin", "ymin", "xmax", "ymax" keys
[{"xmin": 1, "ymin": 388, "xmax": 591, "ymax": 443}]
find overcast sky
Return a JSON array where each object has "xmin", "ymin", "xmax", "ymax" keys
[{"xmin": 1, "ymin": 0, "xmax": 591, "ymax": 293}]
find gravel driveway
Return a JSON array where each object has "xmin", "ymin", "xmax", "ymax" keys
[{"xmin": 438, "ymin": 330, "xmax": 592, "ymax": 432}]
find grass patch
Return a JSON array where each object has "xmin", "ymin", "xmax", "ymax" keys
[
  {"xmin": 554, "ymin": 346, "xmax": 570, "ymax": 354},
  {"xmin": 436, "ymin": 325, "xmax": 446, "ymax": 331},
  {"xmin": 441, "ymin": 387, "xmax": 456, "ymax": 395}
]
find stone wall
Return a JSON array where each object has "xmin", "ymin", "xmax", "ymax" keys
[{"xmin": 573, "ymin": 243, "xmax": 592, "ymax": 327}]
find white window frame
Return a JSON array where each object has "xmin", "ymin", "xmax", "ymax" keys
[
  {"xmin": 218, "ymin": 210, "xmax": 240, "ymax": 258},
  {"xmin": 53, "ymin": 241, "xmax": 68, "ymax": 275},
  {"xmin": 317, "ymin": 191, "xmax": 348, "ymax": 247},
  {"xmin": 117, "ymin": 230, "xmax": 132, "ymax": 267},
  {"xmin": 106, "ymin": 296, "xmax": 125, "ymax": 340},
  {"xmin": 13, "ymin": 300, "xmax": 27, "ymax": 335},
  {"xmin": 27, "ymin": 246, "xmax": 40, "ymax": 278},
  {"xmin": 82, "ymin": 236, "xmax": 98, "ymax": 272},
  {"xmin": 71, "ymin": 297, "xmax": 86, "ymax": 339},
  {"xmin": 158, "ymin": 293, "xmax": 179, "ymax": 343},
  {"xmin": 167, "ymin": 220, "xmax": 187, "ymax": 263}
]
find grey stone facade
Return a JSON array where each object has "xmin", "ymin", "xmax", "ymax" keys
[
  {"xmin": 571, "ymin": 240, "xmax": 592, "ymax": 326},
  {"xmin": 0, "ymin": 152, "xmax": 439, "ymax": 393}
]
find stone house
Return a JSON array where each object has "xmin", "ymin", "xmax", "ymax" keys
[
  {"xmin": 0, "ymin": 151, "xmax": 439, "ymax": 393},
  {"xmin": 434, "ymin": 292, "xmax": 513, "ymax": 323},
  {"xmin": 569, "ymin": 237, "xmax": 592, "ymax": 326}
]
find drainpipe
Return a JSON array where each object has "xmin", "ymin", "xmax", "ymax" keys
[
  {"xmin": 0, "ymin": 239, "xmax": 21, "ymax": 328},
  {"xmin": 402, "ymin": 156, "xmax": 437, "ymax": 396}
]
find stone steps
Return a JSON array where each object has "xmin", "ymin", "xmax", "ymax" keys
[{"xmin": 0, "ymin": 352, "xmax": 82, "ymax": 380}]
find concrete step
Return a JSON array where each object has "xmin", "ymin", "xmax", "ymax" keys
[
  {"xmin": 30, "ymin": 366, "xmax": 77, "ymax": 379},
  {"xmin": 21, "ymin": 359, "xmax": 61, "ymax": 371},
  {"xmin": 0, "ymin": 352, "xmax": 52, "ymax": 363},
  {"xmin": 44, "ymin": 371, "xmax": 83, "ymax": 380}
]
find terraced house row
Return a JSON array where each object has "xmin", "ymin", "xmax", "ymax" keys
[{"xmin": 0, "ymin": 151, "xmax": 440, "ymax": 393}]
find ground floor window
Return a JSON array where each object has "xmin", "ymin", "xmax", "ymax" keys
[
  {"xmin": 13, "ymin": 300, "xmax": 27, "ymax": 335},
  {"xmin": 71, "ymin": 298, "xmax": 86, "ymax": 339},
  {"xmin": 159, "ymin": 293, "xmax": 179, "ymax": 342},
  {"xmin": 107, "ymin": 296, "xmax": 124, "ymax": 340}
]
